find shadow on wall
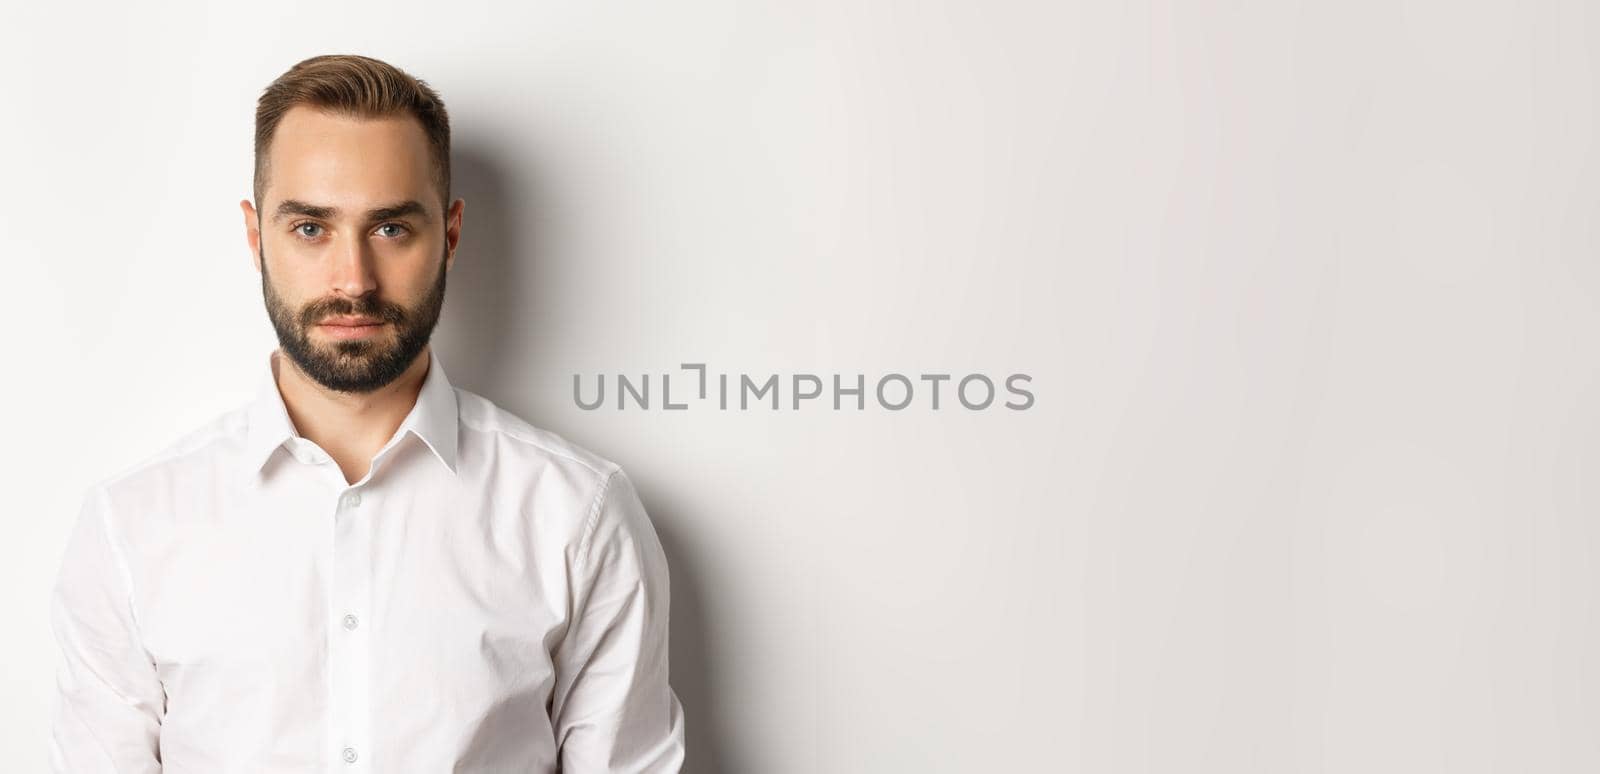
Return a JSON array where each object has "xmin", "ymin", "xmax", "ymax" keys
[{"xmin": 438, "ymin": 137, "xmax": 736, "ymax": 774}]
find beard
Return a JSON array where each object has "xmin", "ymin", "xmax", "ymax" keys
[{"xmin": 260, "ymin": 243, "xmax": 447, "ymax": 394}]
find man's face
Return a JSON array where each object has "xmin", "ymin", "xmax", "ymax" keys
[{"xmin": 241, "ymin": 106, "xmax": 463, "ymax": 394}]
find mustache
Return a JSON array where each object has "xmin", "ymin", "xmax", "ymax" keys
[{"xmin": 298, "ymin": 296, "xmax": 407, "ymax": 328}]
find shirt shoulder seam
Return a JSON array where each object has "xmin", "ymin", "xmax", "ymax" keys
[
  {"xmin": 573, "ymin": 467, "xmax": 622, "ymax": 574},
  {"xmin": 94, "ymin": 413, "xmax": 242, "ymax": 491},
  {"xmin": 85, "ymin": 483, "xmax": 151, "ymax": 647},
  {"xmin": 457, "ymin": 409, "xmax": 614, "ymax": 479}
]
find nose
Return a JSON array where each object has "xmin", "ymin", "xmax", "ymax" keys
[{"xmin": 329, "ymin": 230, "xmax": 378, "ymax": 299}]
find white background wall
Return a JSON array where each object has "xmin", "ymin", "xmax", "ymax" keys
[{"xmin": 3, "ymin": 1, "xmax": 1597, "ymax": 771}]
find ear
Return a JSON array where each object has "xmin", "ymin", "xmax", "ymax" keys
[
  {"xmin": 444, "ymin": 198, "xmax": 465, "ymax": 272},
  {"xmin": 240, "ymin": 199, "xmax": 262, "ymax": 273}
]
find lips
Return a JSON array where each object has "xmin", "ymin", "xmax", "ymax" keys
[{"xmin": 314, "ymin": 315, "xmax": 388, "ymax": 340}]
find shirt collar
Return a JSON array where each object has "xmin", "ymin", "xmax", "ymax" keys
[{"xmin": 242, "ymin": 347, "xmax": 460, "ymax": 485}]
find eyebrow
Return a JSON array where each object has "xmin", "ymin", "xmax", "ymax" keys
[{"xmin": 271, "ymin": 199, "xmax": 431, "ymax": 223}]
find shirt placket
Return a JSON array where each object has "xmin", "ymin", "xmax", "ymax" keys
[{"xmin": 329, "ymin": 483, "xmax": 374, "ymax": 770}]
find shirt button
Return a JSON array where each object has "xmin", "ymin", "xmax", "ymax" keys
[
  {"xmin": 343, "ymin": 613, "xmax": 360, "ymax": 630},
  {"xmin": 344, "ymin": 492, "xmax": 362, "ymax": 507},
  {"xmin": 342, "ymin": 746, "xmax": 358, "ymax": 763}
]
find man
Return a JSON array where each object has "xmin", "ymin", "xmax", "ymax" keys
[{"xmin": 48, "ymin": 54, "xmax": 686, "ymax": 772}]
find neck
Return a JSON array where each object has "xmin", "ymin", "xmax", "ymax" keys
[{"xmin": 272, "ymin": 345, "xmax": 431, "ymax": 481}]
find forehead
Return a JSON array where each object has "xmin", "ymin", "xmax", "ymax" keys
[{"xmin": 262, "ymin": 105, "xmax": 436, "ymax": 210}]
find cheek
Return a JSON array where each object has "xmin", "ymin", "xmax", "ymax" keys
[
  {"xmin": 373, "ymin": 251, "xmax": 441, "ymax": 295},
  {"xmin": 263, "ymin": 237, "xmax": 319, "ymax": 275},
  {"xmin": 262, "ymin": 269, "xmax": 321, "ymax": 316},
  {"xmin": 264, "ymin": 266, "xmax": 318, "ymax": 305}
]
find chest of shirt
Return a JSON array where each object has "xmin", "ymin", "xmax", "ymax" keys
[{"xmin": 120, "ymin": 466, "xmax": 579, "ymax": 703}]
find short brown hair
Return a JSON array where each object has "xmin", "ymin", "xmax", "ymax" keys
[{"xmin": 253, "ymin": 54, "xmax": 451, "ymax": 210}]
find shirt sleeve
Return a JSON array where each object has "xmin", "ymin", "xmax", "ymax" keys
[
  {"xmin": 48, "ymin": 484, "xmax": 166, "ymax": 773},
  {"xmin": 551, "ymin": 468, "xmax": 686, "ymax": 772}
]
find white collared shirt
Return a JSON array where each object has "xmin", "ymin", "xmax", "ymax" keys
[{"xmin": 48, "ymin": 348, "xmax": 686, "ymax": 772}]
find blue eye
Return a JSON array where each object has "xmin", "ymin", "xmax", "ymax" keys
[
  {"xmin": 295, "ymin": 222, "xmax": 323, "ymax": 238},
  {"xmin": 376, "ymin": 223, "xmax": 408, "ymax": 238}
]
